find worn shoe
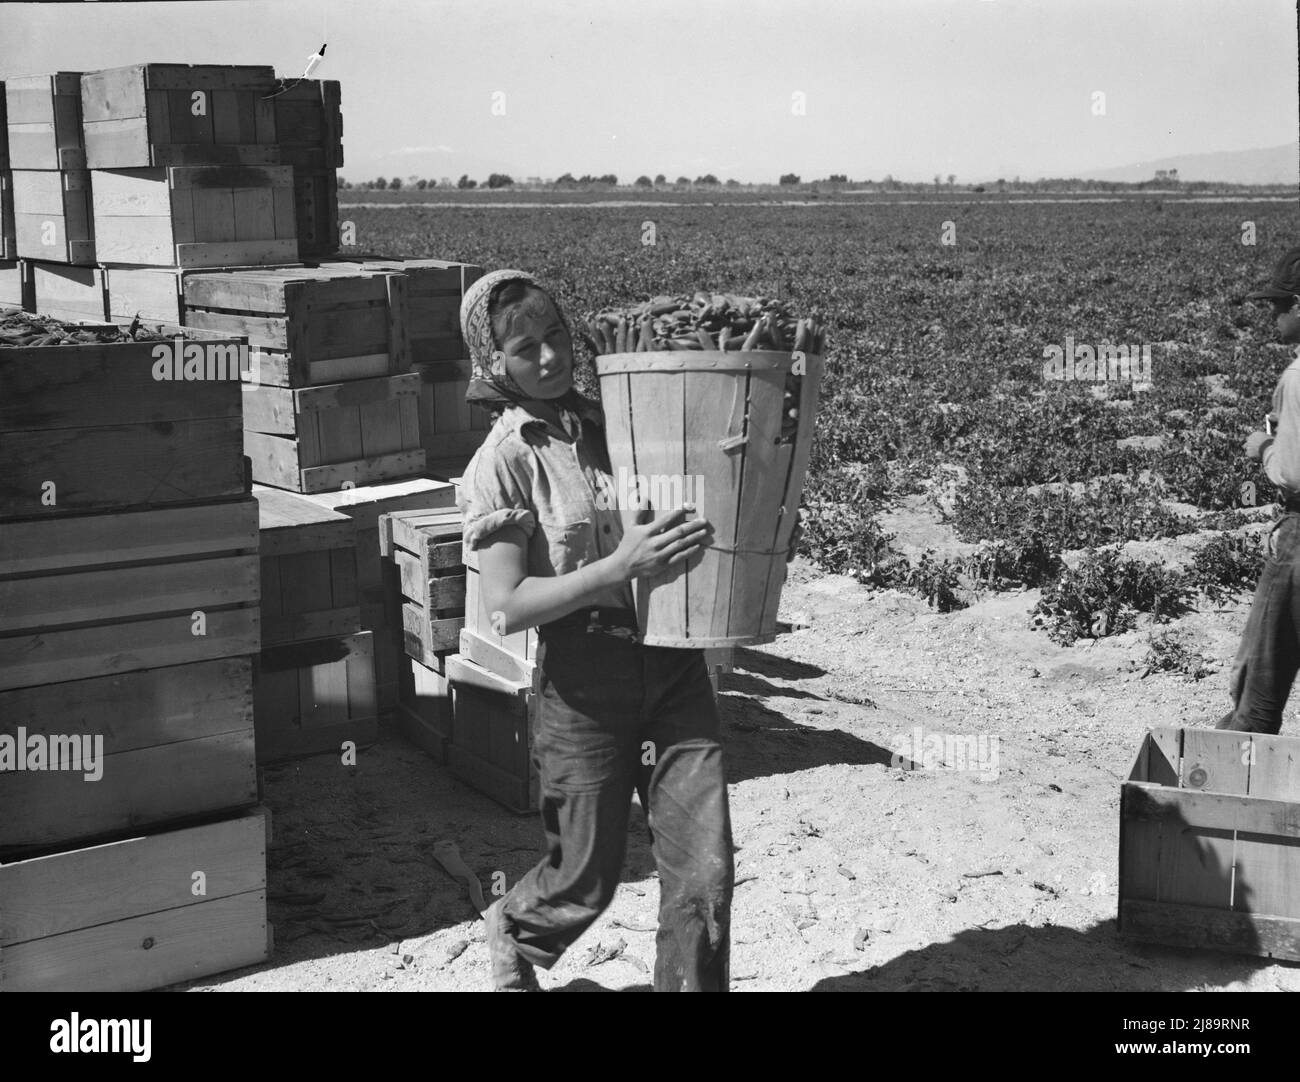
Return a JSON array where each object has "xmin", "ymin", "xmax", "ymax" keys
[{"xmin": 485, "ymin": 898, "xmax": 541, "ymax": 992}]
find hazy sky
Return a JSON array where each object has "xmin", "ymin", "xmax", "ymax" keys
[{"xmin": 2, "ymin": 0, "xmax": 1295, "ymax": 183}]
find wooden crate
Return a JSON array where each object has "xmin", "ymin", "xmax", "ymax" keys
[
  {"xmin": 379, "ymin": 507, "xmax": 466, "ymax": 666},
  {"xmin": 397, "ymin": 655, "xmax": 452, "ymax": 761},
  {"xmin": 447, "ymin": 654, "xmax": 538, "ymax": 814},
  {"xmin": 103, "ymin": 261, "xmax": 302, "ymax": 324},
  {"xmin": 254, "ymin": 631, "xmax": 377, "ymax": 762},
  {"xmin": 313, "ymin": 257, "xmax": 481, "ymax": 362},
  {"xmin": 0, "ymin": 325, "xmax": 247, "ymax": 518},
  {"xmin": 0, "ymin": 260, "xmax": 29, "ymax": 309},
  {"xmin": 1119, "ymin": 726, "xmax": 1300, "ymax": 962},
  {"xmin": 4, "ymin": 73, "xmax": 85, "ymax": 170},
  {"xmin": 0, "ymin": 171, "xmax": 13, "ymax": 260},
  {"xmin": 417, "ymin": 362, "xmax": 491, "ymax": 458},
  {"xmin": 0, "ymin": 658, "xmax": 257, "ymax": 852},
  {"xmin": 463, "ymin": 539, "xmax": 539, "ymax": 672},
  {"xmin": 242, "ymin": 371, "xmax": 425, "ymax": 494},
  {"xmin": 255, "ymin": 485, "xmax": 359, "ymax": 646},
  {"xmin": 30, "ymin": 260, "xmax": 107, "ymax": 322},
  {"xmin": 91, "ymin": 164, "xmax": 297, "ymax": 268},
  {"xmin": 183, "ymin": 266, "xmax": 410, "ymax": 385},
  {"xmin": 81, "ymin": 63, "xmax": 280, "ymax": 169},
  {"xmin": 271, "ymin": 80, "xmax": 342, "ymax": 258},
  {"xmin": 0, "ymin": 81, "xmax": 8, "ymax": 169},
  {"xmin": 11, "ymin": 169, "xmax": 94, "ymax": 264},
  {"xmin": 0, "ymin": 497, "xmax": 259, "ymax": 691},
  {"xmin": 0, "ymin": 807, "xmax": 269, "ymax": 991}
]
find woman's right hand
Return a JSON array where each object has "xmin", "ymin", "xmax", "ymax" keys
[{"xmin": 611, "ymin": 501, "xmax": 712, "ymax": 581}]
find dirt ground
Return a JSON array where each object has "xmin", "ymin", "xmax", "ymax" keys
[{"xmin": 177, "ymin": 500, "xmax": 1300, "ymax": 993}]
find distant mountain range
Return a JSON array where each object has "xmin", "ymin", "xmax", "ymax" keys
[{"xmin": 1074, "ymin": 143, "xmax": 1298, "ymax": 185}]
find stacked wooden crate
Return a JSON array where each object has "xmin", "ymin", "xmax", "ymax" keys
[
  {"xmin": 0, "ymin": 81, "xmax": 22, "ymax": 308},
  {"xmin": 183, "ymin": 265, "xmax": 424, "ymax": 492},
  {"xmin": 252, "ymin": 485, "xmax": 376, "ymax": 762},
  {"xmin": 378, "ymin": 508, "xmax": 466, "ymax": 762},
  {"xmin": 0, "ymin": 317, "xmax": 269, "ymax": 991},
  {"xmin": 309, "ymin": 256, "xmax": 488, "ymax": 469},
  {"xmin": 271, "ymin": 79, "xmax": 342, "ymax": 258},
  {"xmin": 301, "ymin": 477, "xmax": 459, "ymax": 712}
]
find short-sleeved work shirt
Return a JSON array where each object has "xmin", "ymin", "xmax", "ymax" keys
[{"xmin": 458, "ymin": 403, "xmax": 635, "ymax": 611}]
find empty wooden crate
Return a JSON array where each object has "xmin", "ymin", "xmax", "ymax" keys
[
  {"xmin": 380, "ymin": 507, "xmax": 466, "ymax": 667},
  {"xmin": 0, "ymin": 324, "xmax": 247, "ymax": 518},
  {"xmin": 0, "ymin": 497, "xmax": 260, "ymax": 691},
  {"xmin": 11, "ymin": 169, "xmax": 94, "ymax": 264},
  {"xmin": 0, "ymin": 807, "xmax": 269, "ymax": 991},
  {"xmin": 241, "ymin": 371, "xmax": 425, "ymax": 493},
  {"xmin": 91, "ymin": 164, "xmax": 297, "ymax": 267},
  {"xmin": 1119, "ymin": 726, "xmax": 1300, "ymax": 962},
  {"xmin": 270, "ymin": 80, "xmax": 342, "ymax": 258},
  {"xmin": 81, "ymin": 63, "xmax": 279, "ymax": 168},
  {"xmin": 4, "ymin": 73, "xmax": 85, "ymax": 170},
  {"xmin": 0, "ymin": 658, "xmax": 257, "ymax": 851},
  {"xmin": 254, "ymin": 630, "xmax": 377, "ymax": 762},
  {"xmin": 255, "ymin": 485, "xmax": 359, "ymax": 645}
]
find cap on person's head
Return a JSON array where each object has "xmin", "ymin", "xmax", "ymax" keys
[{"xmin": 1247, "ymin": 246, "xmax": 1300, "ymax": 301}]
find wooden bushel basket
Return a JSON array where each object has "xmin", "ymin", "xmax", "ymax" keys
[{"xmin": 596, "ymin": 349, "xmax": 822, "ymax": 647}]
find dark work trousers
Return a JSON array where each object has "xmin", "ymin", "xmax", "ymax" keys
[
  {"xmin": 1218, "ymin": 513, "xmax": 1300, "ymax": 735},
  {"xmin": 499, "ymin": 626, "xmax": 734, "ymax": 991}
]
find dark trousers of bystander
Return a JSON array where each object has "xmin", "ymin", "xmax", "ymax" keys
[
  {"xmin": 1218, "ymin": 512, "xmax": 1300, "ymax": 735},
  {"xmin": 497, "ymin": 619, "xmax": 734, "ymax": 991}
]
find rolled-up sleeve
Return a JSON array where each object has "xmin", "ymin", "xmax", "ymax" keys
[
  {"xmin": 460, "ymin": 443, "xmax": 537, "ymax": 551},
  {"xmin": 1263, "ymin": 362, "xmax": 1300, "ymax": 497}
]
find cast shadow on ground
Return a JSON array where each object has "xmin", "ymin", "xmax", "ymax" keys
[{"xmin": 733, "ymin": 645, "xmax": 827, "ymax": 681}]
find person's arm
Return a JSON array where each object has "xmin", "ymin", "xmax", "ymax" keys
[
  {"xmin": 1260, "ymin": 366, "xmax": 1300, "ymax": 490},
  {"xmin": 477, "ymin": 504, "xmax": 711, "ymax": 635}
]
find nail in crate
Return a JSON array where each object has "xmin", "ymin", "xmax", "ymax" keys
[
  {"xmin": 0, "ymin": 324, "xmax": 248, "ymax": 519},
  {"xmin": 1119, "ymin": 726, "xmax": 1300, "ymax": 963},
  {"xmin": 270, "ymin": 80, "xmax": 343, "ymax": 258},
  {"xmin": 81, "ymin": 63, "xmax": 280, "ymax": 169},
  {"xmin": 0, "ymin": 658, "xmax": 257, "ymax": 853},
  {"xmin": 255, "ymin": 486, "xmax": 360, "ymax": 646},
  {"xmin": 182, "ymin": 266, "xmax": 411, "ymax": 385},
  {"xmin": 311, "ymin": 257, "xmax": 481, "ymax": 362},
  {"xmin": 0, "ymin": 497, "xmax": 260, "ymax": 692},
  {"xmin": 0, "ymin": 807, "xmax": 270, "ymax": 992},
  {"xmin": 1, "ymin": 171, "xmax": 14, "ymax": 260},
  {"xmin": 446, "ymin": 654, "xmax": 540, "ymax": 815},
  {"xmin": 254, "ymin": 631, "xmax": 377, "ymax": 763},
  {"xmin": 378, "ymin": 507, "xmax": 467, "ymax": 666},
  {"xmin": 90, "ymin": 164, "xmax": 297, "ymax": 268},
  {"xmin": 30, "ymin": 260, "xmax": 108, "ymax": 322},
  {"xmin": 4, "ymin": 72, "xmax": 86, "ymax": 170},
  {"xmin": 241, "ymin": 371, "xmax": 426, "ymax": 494},
  {"xmin": 11, "ymin": 169, "xmax": 94, "ymax": 264}
]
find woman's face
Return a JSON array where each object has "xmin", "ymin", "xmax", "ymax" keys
[{"xmin": 494, "ymin": 290, "xmax": 574, "ymax": 398}]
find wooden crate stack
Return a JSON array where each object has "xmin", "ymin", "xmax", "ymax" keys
[
  {"xmin": 0, "ymin": 81, "xmax": 23, "ymax": 309},
  {"xmin": 301, "ymin": 477, "xmax": 460, "ymax": 713},
  {"xmin": 1119, "ymin": 726, "xmax": 1300, "ymax": 962},
  {"xmin": 378, "ymin": 509, "xmax": 466, "ymax": 762},
  {"xmin": 0, "ymin": 317, "xmax": 270, "ymax": 991},
  {"xmin": 307, "ymin": 255, "xmax": 489, "ymax": 471},
  {"xmin": 271, "ymin": 80, "xmax": 342, "ymax": 258},
  {"xmin": 252, "ymin": 485, "xmax": 378, "ymax": 762},
  {"xmin": 182, "ymin": 265, "xmax": 425, "ymax": 493}
]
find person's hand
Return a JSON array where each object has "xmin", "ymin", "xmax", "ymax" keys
[
  {"xmin": 1244, "ymin": 430, "xmax": 1273, "ymax": 460},
  {"xmin": 612, "ymin": 500, "xmax": 711, "ymax": 581}
]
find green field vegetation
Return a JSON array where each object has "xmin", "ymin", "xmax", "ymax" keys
[{"xmin": 345, "ymin": 196, "xmax": 1294, "ymax": 640}]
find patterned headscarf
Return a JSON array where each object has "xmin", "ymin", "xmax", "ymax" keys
[{"xmin": 461, "ymin": 269, "xmax": 603, "ymax": 428}]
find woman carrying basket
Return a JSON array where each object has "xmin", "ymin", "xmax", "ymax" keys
[{"xmin": 456, "ymin": 269, "xmax": 732, "ymax": 992}]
